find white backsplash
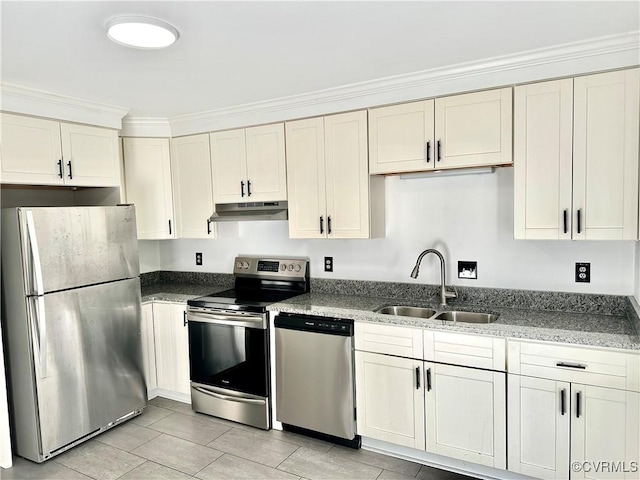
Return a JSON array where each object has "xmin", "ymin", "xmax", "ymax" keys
[{"xmin": 140, "ymin": 168, "xmax": 637, "ymax": 295}]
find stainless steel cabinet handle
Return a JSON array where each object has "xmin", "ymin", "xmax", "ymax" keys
[
  {"xmin": 319, "ymin": 216, "xmax": 324, "ymax": 234},
  {"xmin": 576, "ymin": 391, "xmax": 582, "ymax": 418},
  {"xmin": 207, "ymin": 219, "xmax": 212, "ymax": 235},
  {"xmin": 194, "ymin": 386, "xmax": 266, "ymax": 405},
  {"xmin": 560, "ymin": 388, "xmax": 566, "ymax": 415},
  {"xmin": 426, "ymin": 141, "xmax": 431, "ymax": 163},
  {"xmin": 57, "ymin": 159, "xmax": 63, "ymax": 178},
  {"xmin": 241, "ymin": 181, "xmax": 245, "ymax": 197},
  {"xmin": 67, "ymin": 161, "xmax": 73, "ymax": 179},
  {"xmin": 327, "ymin": 216, "xmax": 332, "ymax": 235},
  {"xmin": 556, "ymin": 361, "xmax": 586, "ymax": 370},
  {"xmin": 415, "ymin": 367, "xmax": 421, "ymax": 390},
  {"xmin": 437, "ymin": 140, "xmax": 442, "ymax": 162},
  {"xmin": 426, "ymin": 368, "xmax": 432, "ymax": 391},
  {"xmin": 247, "ymin": 180, "xmax": 252, "ymax": 197},
  {"xmin": 168, "ymin": 219, "xmax": 172, "ymax": 235}
]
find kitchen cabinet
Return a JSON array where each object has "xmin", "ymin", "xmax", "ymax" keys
[
  {"xmin": 355, "ymin": 351, "xmax": 425, "ymax": 449},
  {"xmin": 140, "ymin": 303, "xmax": 157, "ymax": 394},
  {"xmin": 369, "ymin": 87, "xmax": 512, "ymax": 174},
  {"xmin": 210, "ymin": 123, "xmax": 287, "ymax": 204},
  {"xmin": 152, "ymin": 303, "xmax": 190, "ymax": 397},
  {"xmin": 171, "ymin": 134, "xmax": 215, "ymax": 238},
  {"xmin": 508, "ymin": 340, "xmax": 640, "ymax": 479},
  {"xmin": 424, "ymin": 362, "xmax": 506, "ymax": 469},
  {"xmin": 286, "ymin": 110, "xmax": 385, "ymax": 239},
  {"xmin": 122, "ymin": 137, "xmax": 175, "ymax": 240},
  {"xmin": 0, "ymin": 113, "xmax": 120, "ymax": 187},
  {"xmin": 515, "ymin": 68, "xmax": 640, "ymax": 240}
]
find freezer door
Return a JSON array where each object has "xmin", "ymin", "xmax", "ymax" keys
[
  {"xmin": 19, "ymin": 206, "xmax": 139, "ymax": 295},
  {"xmin": 31, "ymin": 277, "xmax": 146, "ymax": 456}
]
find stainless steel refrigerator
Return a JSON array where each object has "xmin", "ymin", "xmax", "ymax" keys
[{"xmin": 1, "ymin": 206, "xmax": 146, "ymax": 463}]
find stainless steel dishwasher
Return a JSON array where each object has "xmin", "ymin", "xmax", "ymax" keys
[{"xmin": 274, "ymin": 313, "xmax": 360, "ymax": 448}]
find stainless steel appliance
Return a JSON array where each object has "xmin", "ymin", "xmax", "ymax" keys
[
  {"xmin": 274, "ymin": 313, "xmax": 360, "ymax": 448},
  {"xmin": 186, "ymin": 256, "xmax": 309, "ymax": 429},
  {"xmin": 0, "ymin": 206, "xmax": 146, "ymax": 463}
]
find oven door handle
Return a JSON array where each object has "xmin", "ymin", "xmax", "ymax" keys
[
  {"xmin": 193, "ymin": 386, "xmax": 266, "ymax": 405},
  {"xmin": 187, "ymin": 310, "xmax": 266, "ymax": 329}
]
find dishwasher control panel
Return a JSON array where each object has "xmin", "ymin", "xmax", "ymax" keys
[{"xmin": 274, "ymin": 313, "xmax": 353, "ymax": 336}]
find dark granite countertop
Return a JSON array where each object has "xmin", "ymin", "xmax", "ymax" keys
[
  {"xmin": 268, "ymin": 293, "xmax": 640, "ymax": 351},
  {"xmin": 141, "ymin": 283, "xmax": 230, "ymax": 303}
]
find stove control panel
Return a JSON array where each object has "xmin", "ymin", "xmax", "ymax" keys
[{"xmin": 233, "ymin": 256, "xmax": 308, "ymax": 279}]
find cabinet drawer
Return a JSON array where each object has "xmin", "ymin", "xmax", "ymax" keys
[
  {"xmin": 355, "ymin": 322, "xmax": 423, "ymax": 359},
  {"xmin": 424, "ymin": 331, "xmax": 506, "ymax": 371},
  {"xmin": 508, "ymin": 340, "xmax": 640, "ymax": 391}
]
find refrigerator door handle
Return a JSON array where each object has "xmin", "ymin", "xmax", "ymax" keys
[
  {"xmin": 28, "ymin": 296, "xmax": 47, "ymax": 377},
  {"xmin": 25, "ymin": 210, "xmax": 45, "ymax": 296}
]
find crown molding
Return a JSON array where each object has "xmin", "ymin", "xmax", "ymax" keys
[
  {"xmin": 0, "ymin": 83, "xmax": 129, "ymax": 129},
  {"xmin": 169, "ymin": 31, "xmax": 640, "ymax": 136},
  {"xmin": 120, "ymin": 117, "xmax": 172, "ymax": 137}
]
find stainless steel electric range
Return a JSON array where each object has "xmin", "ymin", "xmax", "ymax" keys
[{"xmin": 186, "ymin": 256, "xmax": 309, "ymax": 429}]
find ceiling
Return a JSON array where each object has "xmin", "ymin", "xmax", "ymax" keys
[{"xmin": 1, "ymin": 1, "xmax": 639, "ymax": 118}]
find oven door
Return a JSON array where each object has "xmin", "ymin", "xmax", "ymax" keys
[{"xmin": 187, "ymin": 308, "xmax": 269, "ymax": 398}]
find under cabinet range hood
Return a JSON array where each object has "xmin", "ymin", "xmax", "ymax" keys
[{"xmin": 210, "ymin": 201, "xmax": 288, "ymax": 222}]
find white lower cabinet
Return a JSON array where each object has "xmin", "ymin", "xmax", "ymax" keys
[
  {"xmin": 151, "ymin": 302, "xmax": 190, "ymax": 396},
  {"xmin": 425, "ymin": 362, "xmax": 506, "ymax": 468},
  {"xmin": 355, "ymin": 351, "xmax": 425, "ymax": 449},
  {"xmin": 508, "ymin": 375, "xmax": 640, "ymax": 480}
]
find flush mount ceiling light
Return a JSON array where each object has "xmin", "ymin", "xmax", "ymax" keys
[{"xmin": 106, "ymin": 16, "xmax": 179, "ymax": 49}]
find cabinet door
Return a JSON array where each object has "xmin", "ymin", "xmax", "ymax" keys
[
  {"xmin": 210, "ymin": 128, "xmax": 247, "ymax": 204},
  {"xmin": 573, "ymin": 69, "xmax": 640, "ymax": 240},
  {"xmin": 507, "ymin": 375, "xmax": 570, "ymax": 480},
  {"xmin": 140, "ymin": 303, "xmax": 157, "ymax": 394},
  {"xmin": 60, "ymin": 123, "xmax": 120, "ymax": 187},
  {"xmin": 324, "ymin": 110, "xmax": 370, "ymax": 239},
  {"xmin": 245, "ymin": 123, "xmax": 287, "ymax": 202},
  {"xmin": 425, "ymin": 363, "xmax": 506, "ymax": 468},
  {"xmin": 171, "ymin": 134, "xmax": 215, "ymax": 239},
  {"xmin": 514, "ymin": 79, "xmax": 573, "ymax": 240},
  {"xmin": 571, "ymin": 385, "xmax": 639, "ymax": 480},
  {"xmin": 0, "ymin": 113, "xmax": 63, "ymax": 185},
  {"xmin": 153, "ymin": 303, "xmax": 190, "ymax": 395},
  {"xmin": 285, "ymin": 117, "xmax": 327, "ymax": 239},
  {"xmin": 434, "ymin": 87, "xmax": 512, "ymax": 169},
  {"xmin": 355, "ymin": 351, "xmax": 425, "ymax": 449},
  {"xmin": 123, "ymin": 138, "xmax": 175, "ymax": 239},
  {"xmin": 368, "ymin": 100, "xmax": 434, "ymax": 174}
]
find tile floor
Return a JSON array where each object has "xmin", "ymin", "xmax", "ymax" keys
[{"xmin": 1, "ymin": 398, "xmax": 474, "ymax": 480}]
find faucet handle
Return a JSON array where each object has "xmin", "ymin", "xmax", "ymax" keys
[{"xmin": 444, "ymin": 284, "xmax": 458, "ymax": 299}]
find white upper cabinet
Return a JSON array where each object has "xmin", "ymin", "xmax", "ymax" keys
[
  {"xmin": 171, "ymin": 134, "xmax": 215, "ymax": 239},
  {"xmin": 210, "ymin": 123, "xmax": 287, "ymax": 204},
  {"xmin": 123, "ymin": 137, "xmax": 175, "ymax": 240},
  {"xmin": 573, "ymin": 69, "xmax": 639, "ymax": 241},
  {"xmin": 60, "ymin": 123, "xmax": 120, "ymax": 187},
  {"xmin": 514, "ymin": 79, "xmax": 574, "ymax": 240},
  {"xmin": 0, "ymin": 113, "xmax": 120, "ymax": 187},
  {"xmin": 368, "ymin": 100, "xmax": 435, "ymax": 174},
  {"xmin": 434, "ymin": 88, "xmax": 512, "ymax": 169},
  {"xmin": 245, "ymin": 123, "xmax": 287, "ymax": 202},
  {"xmin": 515, "ymin": 68, "xmax": 639, "ymax": 240},
  {"xmin": 369, "ymin": 88, "xmax": 512, "ymax": 174},
  {"xmin": 286, "ymin": 111, "xmax": 384, "ymax": 239}
]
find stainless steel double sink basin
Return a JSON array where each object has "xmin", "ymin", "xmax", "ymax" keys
[{"xmin": 376, "ymin": 305, "xmax": 498, "ymax": 324}]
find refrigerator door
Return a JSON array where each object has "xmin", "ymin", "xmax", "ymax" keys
[
  {"xmin": 30, "ymin": 277, "xmax": 146, "ymax": 457},
  {"xmin": 20, "ymin": 206, "xmax": 139, "ymax": 295}
]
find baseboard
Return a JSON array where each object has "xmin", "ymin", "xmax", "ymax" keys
[
  {"xmin": 361, "ymin": 438, "xmax": 533, "ymax": 480},
  {"xmin": 147, "ymin": 388, "xmax": 191, "ymax": 405}
]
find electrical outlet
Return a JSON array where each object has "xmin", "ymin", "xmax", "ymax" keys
[
  {"xmin": 575, "ymin": 262, "xmax": 590, "ymax": 283},
  {"xmin": 458, "ymin": 261, "xmax": 477, "ymax": 279},
  {"xmin": 196, "ymin": 252, "xmax": 203, "ymax": 266},
  {"xmin": 324, "ymin": 256, "xmax": 333, "ymax": 272}
]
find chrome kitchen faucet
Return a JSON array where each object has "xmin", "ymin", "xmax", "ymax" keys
[{"xmin": 410, "ymin": 248, "xmax": 458, "ymax": 308}]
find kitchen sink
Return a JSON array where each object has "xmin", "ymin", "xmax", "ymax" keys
[
  {"xmin": 434, "ymin": 311, "xmax": 498, "ymax": 323},
  {"xmin": 376, "ymin": 305, "xmax": 437, "ymax": 318}
]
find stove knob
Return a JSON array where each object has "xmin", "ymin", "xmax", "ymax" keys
[
  {"xmin": 280, "ymin": 264, "xmax": 287, "ymax": 271},
  {"xmin": 236, "ymin": 261, "xmax": 242, "ymax": 269},
  {"xmin": 242, "ymin": 261, "xmax": 249, "ymax": 269},
  {"xmin": 294, "ymin": 264, "xmax": 301, "ymax": 272},
  {"xmin": 288, "ymin": 264, "xmax": 294, "ymax": 271}
]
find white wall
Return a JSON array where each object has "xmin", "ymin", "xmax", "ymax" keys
[{"xmin": 145, "ymin": 168, "xmax": 636, "ymax": 295}]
